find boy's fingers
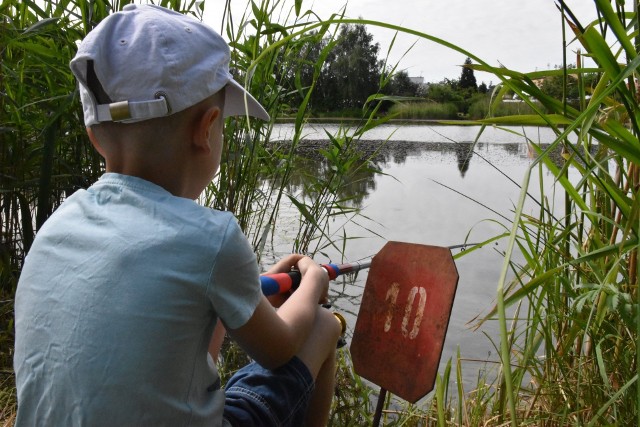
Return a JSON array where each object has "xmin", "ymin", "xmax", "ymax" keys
[
  {"xmin": 295, "ymin": 256, "xmax": 322, "ymax": 276},
  {"xmin": 264, "ymin": 254, "xmax": 305, "ymax": 274}
]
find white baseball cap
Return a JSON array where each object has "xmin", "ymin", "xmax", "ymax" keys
[{"xmin": 70, "ymin": 4, "xmax": 269, "ymax": 126}]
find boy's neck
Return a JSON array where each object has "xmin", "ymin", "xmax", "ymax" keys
[{"xmin": 104, "ymin": 150, "xmax": 194, "ymax": 199}]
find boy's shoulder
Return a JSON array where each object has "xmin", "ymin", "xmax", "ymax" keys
[
  {"xmin": 94, "ymin": 173, "xmax": 233, "ymax": 219},
  {"xmin": 43, "ymin": 173, "xmax": 235, "ymax": 239}
]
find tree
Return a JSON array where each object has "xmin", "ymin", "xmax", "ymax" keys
[
  {"xmin": 274, "ymin": 30, "xmax": 329, "ymax": 111},
  {"xmin": 312, "ymin": 23, "xmax": 382, "ymax": 112},
  {"xmin": 459, "ymin": 57, "xmax": 477, "ymax": 91},
  {"xmin": 386, "ymin": 70, "xmax": 420, "ymax": 97},
  {"xmin": 425, "ymin": 80, "xmax": 463, "ymax": 105}
]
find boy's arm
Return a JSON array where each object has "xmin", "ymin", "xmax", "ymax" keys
[{"xmin": 225, "ymin": 255, "xmax": 329, "ymax": 369}]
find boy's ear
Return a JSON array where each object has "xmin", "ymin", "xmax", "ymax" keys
[{"xmin": 192, "ymin": 106, "xmax": 222, "ymax": 154}]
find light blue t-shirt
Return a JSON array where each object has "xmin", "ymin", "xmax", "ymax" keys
[{"xmin": 14, "ymin": 173, "xmax": 263, "ymax": 426}]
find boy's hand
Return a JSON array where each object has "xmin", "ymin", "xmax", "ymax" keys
[
  {"xmin": 262, "ymin": 254, "xmax": 329, "ymax": 306},
  {"xmin": 295, "ymin": 256, "xmax": 330, "ymax": 305},
  {"xmin": 230, "ymin": 254, "xmax": 333, "ymax": 369},
  {"xmin": 262, "ymin": 254, "xmax": 300, "ymax": 307}
]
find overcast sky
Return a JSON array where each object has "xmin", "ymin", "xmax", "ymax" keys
[{"xmin": 204, "ymin": 0, "xmax": 604, "ymax": 84}]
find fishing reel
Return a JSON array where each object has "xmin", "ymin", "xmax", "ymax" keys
[
  {"xmin": 333, "ymin": 312, "xmax": 347, "ymax": 349},
  {"xmin": 324, "ymin": 304, "xmax": 347, "ymax": 349}
]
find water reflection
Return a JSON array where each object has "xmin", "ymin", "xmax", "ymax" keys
[
  {"xmin": 282, "ymin": 154, "xmax": 378, "ymax": 208},
  {"xmin": 284, "ymin": 138, "xmax": 568, "ymax": 208},
  {"xmin": 455, "ymin": 143, "xmax": 473, "ymax": 177}
]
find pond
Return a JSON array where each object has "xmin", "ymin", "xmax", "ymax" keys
[{"xmin": 268, "ymin": 122, "xmax": 572, "ymax": 397}]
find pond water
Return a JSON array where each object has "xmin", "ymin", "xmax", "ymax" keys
[{"xmin": 269, "ymin": 122, "xmax": 571, "ymax": 397}]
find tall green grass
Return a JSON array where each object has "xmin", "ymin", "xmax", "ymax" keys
[
  {"xmin": 387, "ymin": 98, "xmax": 539, "ymax": 121},
  {"xmin": 468, "ymin": 98, "xmax": 538, "ymax": 120},
  {"xmin": 388, "ymin": 101, "xmax": 459, "ymax": 120},
  {"xmin": 426, "ymin": 1, "xmax": 640, "ymax": 425},
  {"xmin": 202, "ymin": 0, "xmax": 387, "ymax": 261},
  {"xmin": 480, "ymin": 2, "xmax": 638, "ymax": 424}
]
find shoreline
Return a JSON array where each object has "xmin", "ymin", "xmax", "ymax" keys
[{"xmin": 274, "ymin": 117, "xmax": 478, "ymax": 126}]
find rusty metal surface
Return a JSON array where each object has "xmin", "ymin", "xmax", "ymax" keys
[{"xmin": 350, "ymin": 241, "xmax": 459, "ymax": 403}]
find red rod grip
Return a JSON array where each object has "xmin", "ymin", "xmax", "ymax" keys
[
  {"xmin": 260, "ymin": 271, "xmax": 302, "ymax": 296},
  {"xmin": 260, "ymin": 262, "xmax": 365, "ymax": 296}
]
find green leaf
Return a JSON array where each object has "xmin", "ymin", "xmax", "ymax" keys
[
  {"xmin": 23, "ymin": 17, "xmax": 59, "ymax": 34},
  {"xmin": 580, "ymin": 25, "xmax": 621, "ymax": 79},
  {"xmin": 11, "ymin": 40, "xmax": 59, "ymax": 58},
  {"xmin": 597, "ymin": 121, "xmax": 640, "ymax": 164},
  {"xmin": 479, "ymin": 114, "xmax": 573, "ymax": 126},
  {"xmin": 594, "ymin": 0, "xmax": 636, "ymax": 59}
]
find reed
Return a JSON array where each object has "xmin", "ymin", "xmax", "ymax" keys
[
  {"xmin": 450, "ymin": 1, "xmax": 640, "ymax": 425},
  {"xmin": 1, "ymin": 0, "xmax": 104, "ymax": 392},
  {"xmin": 468, "ymin": 98, "xmax": 539, "ymax": 120},
  {"xmin": 388, "ymin": 101, "xmax": 459, "ymax": 120}
]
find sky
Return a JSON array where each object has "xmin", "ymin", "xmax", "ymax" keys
[{"xmin": 203, "ymin": 0, "xmax": 605, "ymax": 85}]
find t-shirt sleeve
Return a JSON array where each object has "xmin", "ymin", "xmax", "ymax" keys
[{"xmin": 208, "ymin": 216, "xmax": 263, "ymax": 330}]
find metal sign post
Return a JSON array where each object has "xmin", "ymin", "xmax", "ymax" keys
[{"xmin": 349, "ymin": 242, "xmax": 459, "ymax": 424}]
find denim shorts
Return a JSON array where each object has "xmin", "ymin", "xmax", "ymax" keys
[{"xmin": 223, "ymin": 356, "xmax": 314, "ymax": 427}]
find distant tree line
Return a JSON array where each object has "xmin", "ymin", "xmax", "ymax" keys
[
  {"xmin": 277, "ymin": 24, "xmax": 492, "ymax": 118},
  {"xmin": 277, "ymin": 23, "xmax": 597, "ymax": 119}
]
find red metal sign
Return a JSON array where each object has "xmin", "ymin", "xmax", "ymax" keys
[{"xmin": 350, "ymin": 241, "xmax": 459, "ymax": 403}]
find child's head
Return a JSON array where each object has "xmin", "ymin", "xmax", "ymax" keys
[
  {"xmin": 70, "ymin": 4, "xmax": 268, "ymax": 127},
  {"xmin": 70, "ymin": 4, "xmax": 268, "ymax": 197}
]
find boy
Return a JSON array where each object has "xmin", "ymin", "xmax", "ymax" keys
[{"xmin": 14, "ymin": 4, "xmax": 341, "ymax": 426}]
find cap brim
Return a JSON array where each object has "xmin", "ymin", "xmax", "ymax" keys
[{"xmin": 224, "ymin": 79, "xmax": 270, "ymax": 121}]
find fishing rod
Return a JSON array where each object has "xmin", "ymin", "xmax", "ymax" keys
[
  {"xmin": 260, "ymin": 260, "xmax": 366, "ymax": 348},
  {"xmin": 259, "ymin": 242, "xmax": 478, "ymax": 296},
  {"xmin": 260, "ymin": 260, "xmax": 371, "ymax": 296}
]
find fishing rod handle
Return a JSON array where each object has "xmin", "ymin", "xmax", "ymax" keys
[{"xmin": 260, "ymin": 264, "xmax": 340, "ymax": 296}]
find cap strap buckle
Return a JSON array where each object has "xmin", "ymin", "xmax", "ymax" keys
[
  {"xmin": 108, "ymin": 101, "xmax": 131, "ymax": 121},
  {"xmin": 95, "ymin": 97, "xmax": 169, "ymax": 123}
]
